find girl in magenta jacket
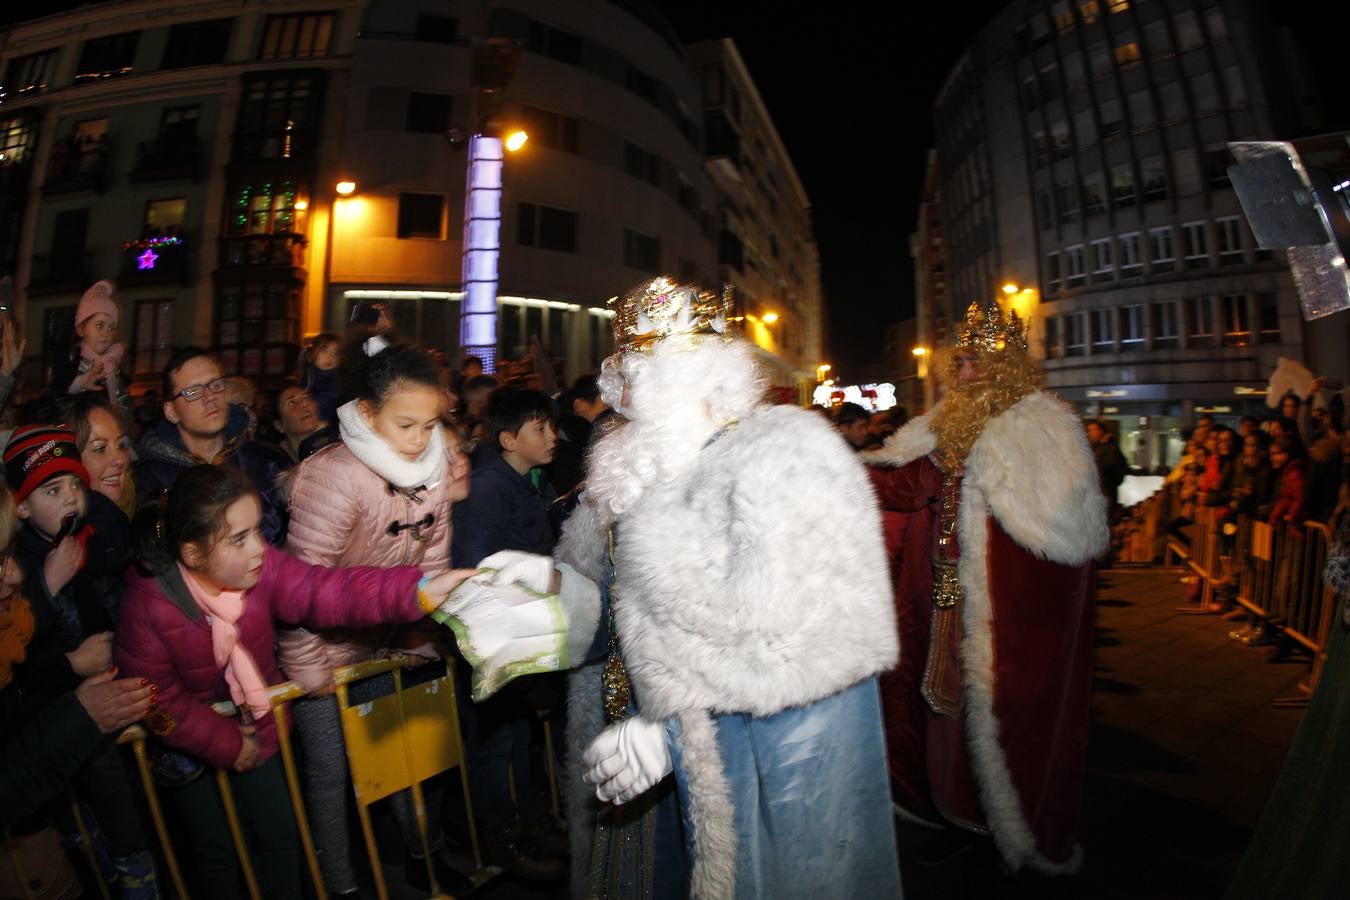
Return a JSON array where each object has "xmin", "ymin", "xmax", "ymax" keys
[{"xmin": 113, "ymin": 465, "xmax": 469, "ymax": 900}]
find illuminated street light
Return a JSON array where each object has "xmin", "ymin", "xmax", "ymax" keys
[
  {"xmin": 505, "ymin": 130, "xmax": 529, "ymax": 152},
  {"xmin": 761, "ymin": 311, "xmax": 779, "ymax": 324},
  {"xmin": 912, "ymin": 347, "xmax": 928, "ymax": 356},
  {"xmin": 1002, "ymin": 282, "xmax": 1019, "ymax": 295},
  {"xmin": 294, "ymin": 199, "xmax": 309, "ymax": 211},
  {"xmin": 335, "ymin": 180, "xmax": 357, "ymax": 196}
]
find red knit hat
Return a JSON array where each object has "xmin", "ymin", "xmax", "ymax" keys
[{"xmin": 3, "ymin": 425, "xmax": 91, "ymax": 503}]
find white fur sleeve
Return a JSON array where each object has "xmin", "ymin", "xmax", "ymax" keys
[{"xmin": 557, "ymin": 562, "xmax": 603, "ymax": 668}]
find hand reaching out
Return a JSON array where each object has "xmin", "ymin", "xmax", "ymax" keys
[
  {"xmin": 0, "ymin": 319, "xmax": 26, "ymax": 378},
  {"xmin": 75, "ymin": 669, "xmax": 153, "ymax": 734}
]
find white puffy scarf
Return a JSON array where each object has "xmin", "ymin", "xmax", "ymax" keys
[{"xmin": 336, "ymin": 399, "xmax": 446, "ymax": 490}]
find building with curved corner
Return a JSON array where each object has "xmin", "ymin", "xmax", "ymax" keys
[{"xmin": 923, "ymin": 0, "xmax": 1342, "ymax": 470}]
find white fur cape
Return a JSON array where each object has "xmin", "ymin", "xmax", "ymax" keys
[
  {"xmin": 867, "ymin": 389, "xmax": 1108, "ymax": 874},
  {"xmin": 557, "ymin": 403, "xmax": 897, "ymax": 898}
]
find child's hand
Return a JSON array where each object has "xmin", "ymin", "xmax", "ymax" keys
[
  {"xmin": 44, "ymin": 535, "xmax": 85, "ymax": 595},
  {"xmin": 233, "ymin": 724, "xmax": 261, "ymax": 772},
  {"xmin": 76, "ymin": 360, "xmax": 105, "ymax": 391},
  {"xmin": 75, "ymin": 669, "xmax": 153, "ymax": 734},
  {"xmin": 0, "ymin": 319, "xmax": 26, "ymax": 377},
  {"xmin": 66, "ymin": 632, "xmax": 113, "ymax": 676},
  {"xmin": 421, "ymin": 568, "xmax": 479, "ymax": 606}
]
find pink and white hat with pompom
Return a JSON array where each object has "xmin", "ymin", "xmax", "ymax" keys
[{"xmin": 75, "ymin": 279, "xmax": 118, "ymax": 329}]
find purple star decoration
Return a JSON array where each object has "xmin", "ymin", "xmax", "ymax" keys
[{"xmin": 137, "ymin": 248, "xmax": 158, "ymax": 270}]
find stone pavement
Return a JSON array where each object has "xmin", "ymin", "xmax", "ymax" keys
[{"xmin": 438, "ymin": 566, "xmax": 1311, "ymax": 899}]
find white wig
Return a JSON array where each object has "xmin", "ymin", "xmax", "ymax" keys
[{"xmin": 587, "ymin": 337, "xmax": 766, "ymax": 517}]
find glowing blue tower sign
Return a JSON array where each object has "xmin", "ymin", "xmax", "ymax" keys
[{"xmin": 459, "ymin": 134, "xmax": 504, "ymax": 373}]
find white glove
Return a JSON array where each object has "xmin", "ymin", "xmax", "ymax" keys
[
  {"xmin": 479, "ymin": 550, "xmax": 556, "ymax": 594},
  {"xmin": 582, "ymin": 716, "xmax": 672, "ymax": 805}
]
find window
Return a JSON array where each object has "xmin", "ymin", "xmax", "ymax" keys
[
  {"xmin": 1032, "ymin": 131, "xmax": 1050, "ymax": 166},
  {"xmin": 1257, "ymin": 293, "xmax": 1280, "ymax": 343},
  {"xmin": 224, "ymin": 181, "xmax": 301, "ymax": 235},
  {"xmin": 1066, "ymin": 311, "xmax": 1087, "ymax": 356},
  {"xmin": 1204, "ymin": 7, "xmax": 1229, "ymax": 41},
  {"xmin": 1128, "ymin": 90, "xmax": 1154, "ymax": 127},
  {"xmin": 1149, "ymin": 227, "xmax": 1176, "ymax": 271},
  {"xmin": 1038, "ymin": 190, "xmax": 1054, "ymax": 226},
  {"xmin": 1038, "ymin": 64, "xmax": 1061, "ymax": 103},
  {"xmin": 1141, "ymin": 157, "xmax": 1167, "ymax": 200},
  {"xmin": 3, "ymin": 49, "xmax": 58, "ymax": 99},
  {"xmin": 415, "ymin": 15, "xmax": 458, "ymax": 43},
  {"xmin": 1111, "ymin": 163, "xmax": 1136, "ymax": 207},
  {"xmin": 527, "ymin": 21, "xmax": 582, "ymax": 65},
  {"xmin": 1160, "ymin": 81, "xmax": 1186, "ymax": 121},
  {"xmin": 232, "ymin": 72, "xmax": 323, "ymax": 162},
  {"xmin": 1153, "ymin": 300, "xmax": 1179, "ymax": 346},
  {"xmin": 1187, "ymin": 296, "xmax": 1215, "ymax": 343},
  {"xmin": 1091, "ymin": 238, "xmax": 1114, "ymax": 273},
  {"xmin": 1084, "ymin": 175, "xmax": 1106, "ymax": 215},
  {"xmin": 1052, "ymin": 121, "xmax": 1071, "ymax": 158},
  {"xmin": 1053, "ymin": 1, "xmax": 1075, "ymax": 33},
  {"xmin": 1088, "ymin": 41, "xmax": 1112, "ymax": 75},
  {"xmin": 1120, "ymin": 232, "xmax": 1142, "ymax": 272},
  {"xmin": 1045, "ymin": 251, "xmax": 1062, "ymax": 293},
  {"xmin": 1191, "ymin": 73, "xmax": 1219, "ymax": 112},
  {"xmin": 1216, "ymin": 216, "xmax": 1243, "ymax": 260},
  {"xmin": 1063, "ymin": 52, "xmax": 1085, "ymax": 85},
  {"xmin": 0, "ymin": 114, "xmax": 38, "ymax": 165},
  {"xmin": 623, "ymin": 142, "xmax": 659, "ymax": 185},
  {"xmin": 1109, "ymin": 0, "xmax": 1129, "ymax": 12},
  {"xmin": 133, "ymin": 300, "xmax": 175, "ymax": 376},
  {"xmin": 1056, "ymin": 182, "xmax": 1080, "ymax": 223},
  {"xmin": 1100, "ymin": 98, "xmax": 1124, "ymax": 138},
  {"xmin": 1121, "ymin": 305, "xmax": 1145, "ymax": 346},
  {"xmin": 1092, "ymin": 308, "xmax": 1114, "ymax": 350},
  {"xmin": 1066, "ymin": 245, "xmax": 1086, "ymax": 287},
  {"xmin": 75, "ymin": 31, "xmax": 139, "ymax": 83},
  {"xmin": 623, "ymin": 228, "xmax": 661, "ymax": 271},
  {"xmin": 1114, "ymin": 41, "xmax": 1142, "ymax": 67},
  {"xmin": 1222, "ymin": 66, "xmax": 1246, "ymax": 107},
  {"xmin": 1182, "ymin": 222, "xmax": 1208, "ymax": 266},
  {"xmin": 626, "ymin": 66, "xmax": 659, "ymax": 104},
  {"xmin": 517, "ymin": 202, "xmax": 578, "ymax": 253},
  {"xmin": 1074, "ymin": 110, "xmax": 1096, "ymax": 147},
  {"xmin": 162, "ymin": 19, "xmax": 233, "ymax": 69},
  {"xmin": 143, "ymin": 198, "xmax": 186, "ymax": 237},
  {"xmin": 259, "ymin": 13, "xmax": 334, "ymax": 60},
  {"xmin": 521, "ymin": 105, "xmax": 579, "ymax": 153},
  {"xmin": 1221, "ymin": 294, "xmax": 1249, "ymax": 345},
  {"xmin": 1045, "ymin": 316, "xmax": 1062, "ymax": 358},
  {"xmin": 406, "ymin": 93, "xmax": 451, "ymax": 134},
  {"xmin": 1175, "ymin": 10, "xmax": 1203, "ymax": 49},
  {"xmin": 396, "ymin": 193, "xmax": 444, "ymax": 239},
  {"xmin": 1144, "ymin": 20, "xmax": 1171, "ymax": 54},
  {"xmin": 1079, "ymin": 0, "xmax": 1101, "ymax": 24}
]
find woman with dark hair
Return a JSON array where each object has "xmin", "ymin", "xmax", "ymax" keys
[
  {"xmin": 113, "ymin": 465, "xmax": 472, "ymax": 900},
  {"xmin": 280, "ymin": 339, "xmax": 473, "ymax": 896}
]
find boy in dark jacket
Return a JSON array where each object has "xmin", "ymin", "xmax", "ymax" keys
[
  {"xmin": 450, "ymin": 387, "xmax": 564, "ymax": 879},
  {"xmin": 4, "ymin": 424, "xmax": 158, "ymax": 897}
]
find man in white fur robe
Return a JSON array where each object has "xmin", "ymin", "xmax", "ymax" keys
[
  {"xmin": 867, "ymin": 302, "xmax": 1108, "ymax": 876},
  {"xmin": 515, "ymin": 278, "xmax": 903, "ymax": 899}
]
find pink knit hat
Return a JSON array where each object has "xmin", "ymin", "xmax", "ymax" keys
[{"xmin": 75, "ymin": 280, "xmax": 118, "ymax": 329}]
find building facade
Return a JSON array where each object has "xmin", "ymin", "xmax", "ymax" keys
[
  {"xmin": 685, "ymin": 38, "xmax": 823, "ymax": 400},
  {"xmin": 925, "ymin": 0, "xmax": 1335, "ymax": 471},
  {"xmin": 0, "ymin": 0, "xmax": 740, "ymax": 392}
]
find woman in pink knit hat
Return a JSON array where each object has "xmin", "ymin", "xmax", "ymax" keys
[{"xmin": 49, "ymin": 280, "xmax": 130, "ymax": 416}]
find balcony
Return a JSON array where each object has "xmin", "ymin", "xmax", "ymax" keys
[
  {"xmin": 130, "ymin": 137, "xmax": 203, "ymax": 184},
  {"xmin": 217, "ymin": 232, "xmax": 307, "ymax": 270},
  {"xmin": 42, "ymin": 135, "xmax": 110, "ymax": 196},
  {"xmin": 119, "ymin": 235, "xmax": 191, "ymax": 286},
  {"xmin": 28, "ymin": 251, "xmax": 93, "ymax": 296}
]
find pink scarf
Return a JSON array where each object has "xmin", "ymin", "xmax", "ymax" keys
[
  {"xmin": 74, "ymin": 340, "xmax": 125, "ymax": 404},
  {"xmin": 179, "ymin": 563, "xmax": 271, "ymax": 720}
]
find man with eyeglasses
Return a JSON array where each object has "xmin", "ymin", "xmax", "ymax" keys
[{"xmin": 134, "ymin": 348, "xmax": 291, "ymax": 543}]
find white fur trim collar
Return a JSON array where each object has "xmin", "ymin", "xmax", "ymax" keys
[{"xmin": 336, "ymin": 399, "xmax": 446, "ymax": 489}]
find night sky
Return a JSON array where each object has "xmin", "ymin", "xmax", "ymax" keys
[{"xmin": 8, "ymin": 1, "xmax": 1344, "ymax": 384}]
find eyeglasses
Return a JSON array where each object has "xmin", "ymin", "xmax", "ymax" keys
[{"xmin": 175, "ymin": 377, "xmax": 227, "ymax": 402}]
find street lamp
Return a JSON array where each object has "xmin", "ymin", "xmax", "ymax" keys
[
  {"xmin": 912, "ymin": 346, "xmax": 928, "ymax": 357},
  {"xmin": 761, "ymin": 311, "xmax": 779, "ymax": 324},
  {"xmin": 335, "ymin": 180, "xmax": 357, "ymax": 196},
  {"xmin": 1001, "ymin": 282, "xmax": 1019, "ymax": 295},
  {"xmin": 504, "ymin": 130, "xmax": 528, "ymax": 152}
]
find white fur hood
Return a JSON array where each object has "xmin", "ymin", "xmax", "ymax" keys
[{"xmin": 866, "ymin": 390, "xmax": 1108, "ymax": 566}]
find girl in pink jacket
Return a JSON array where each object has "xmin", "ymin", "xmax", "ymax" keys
[
  {"xmin": 280, "ymin": 340, "xmax": 472, "ymax": 896},
  {"xmin": 113, "ymin": 465, "xmax": 469, "ymax": 900}
]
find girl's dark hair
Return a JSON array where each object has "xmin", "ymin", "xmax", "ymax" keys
[
  {"xmin": 28, "ymin": 393, "xmax": 121, "ymax": 451},
  {"xmin": 132, "ymin": 465, "xmax": 258, "ymax": 576},
  {"xmin": 337, "ymin": 336, "xmax": 440, "ymax": 407}
]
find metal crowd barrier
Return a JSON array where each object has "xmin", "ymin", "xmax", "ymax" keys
[{"xmin": 35, "ymin": 654, "xmax": 564, "ymax": 900}]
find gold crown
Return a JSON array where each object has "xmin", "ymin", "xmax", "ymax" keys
[
  {"xmin": 955, "ymin": 301, "xmax": 1028, "ymax": 353},
  {"xmin": 608, "ymin": 276, "xmax": 731, "ymax": 354}
]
